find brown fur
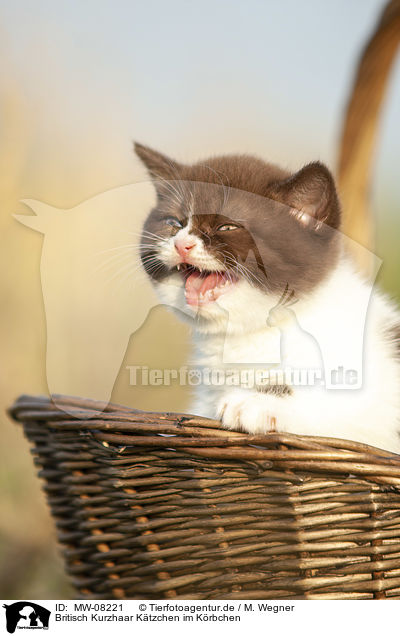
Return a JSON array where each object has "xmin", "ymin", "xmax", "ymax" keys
[{"xmin": 136, "ymin": 143, "xmax": 342, "ymax": 297}]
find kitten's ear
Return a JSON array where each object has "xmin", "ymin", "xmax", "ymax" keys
[
  {"xmin": 270, "ymin": 162, "xmax": 341, "ymax": 230},
  {"xmin": 134, "ymin": 142, "xmax": 182, "ymax": 181}
]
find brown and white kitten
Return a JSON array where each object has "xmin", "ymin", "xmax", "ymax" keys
[{"xmin": 136, "ymin": 142, "xmax": 400, "ymax": 453}]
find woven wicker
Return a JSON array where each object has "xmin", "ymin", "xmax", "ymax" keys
[{"xmin": 9, "ymin": 393, "xmax": 400, "ymax": 600}]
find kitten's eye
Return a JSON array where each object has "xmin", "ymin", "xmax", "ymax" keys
[
  {"xmin": 164, "ymin": 217, "xmax": 183, "ymax": 229},
  {"xmin": 217, "ymin": 223, "xmax": 240, "ymax": 232}
]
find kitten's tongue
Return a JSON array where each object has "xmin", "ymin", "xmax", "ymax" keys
[{"xmin": 185, "ymin": 270, "xmax": 229, "ymax": 306}]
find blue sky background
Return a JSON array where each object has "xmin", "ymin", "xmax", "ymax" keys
[
  {"xmin": 0, "ymin": 0, "xmax": 398, "ymax": 188},
  {"xmin": 0, "ymin": 0, "xmax": 399, "ymax": 280}
]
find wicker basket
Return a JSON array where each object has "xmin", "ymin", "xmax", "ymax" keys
[{"xmin": 9, "ymin": 393, "xmax": 400, "ymax": 600}]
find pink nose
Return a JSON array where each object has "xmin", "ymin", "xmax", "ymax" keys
[{"xmin": 175, "ymin": 237, "xmax": 196, "ymax": 259}]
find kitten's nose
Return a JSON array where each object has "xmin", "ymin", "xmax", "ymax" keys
[{"xmin": 174, "ymin": 237, "xmax": 196, "ymax": 260}]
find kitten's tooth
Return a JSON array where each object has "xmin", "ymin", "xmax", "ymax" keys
[
  {"xmin": 177, "ymin": 264, "xmax": 181, "ymax": 271},
  {"xmin": 199, "ymin": 292, "xmax": 205, "ymax": 301}
]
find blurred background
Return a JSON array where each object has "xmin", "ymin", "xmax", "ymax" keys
[{"xmin": 0, "ymin": 0, "xmax": 399, "ymax": 599}]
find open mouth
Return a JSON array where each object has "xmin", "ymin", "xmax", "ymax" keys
[{"xmin": 172, "ymin": 263, "xmax": 238, "ymax": 306}]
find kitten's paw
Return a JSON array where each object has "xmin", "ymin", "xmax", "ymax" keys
[{"xmin": 217, "ymin": 390, "xmax": 277, "ymax": 435}]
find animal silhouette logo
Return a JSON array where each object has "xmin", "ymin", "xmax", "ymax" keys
[
  {"xmin": 3, "ymin": 602, "xmax": 50, "ymax": 633},
  {"xmin": 267, "ymin": 283, "xmax": 323, "ymax": 372},
  {"xmin": 14, "ymin": 181, "xmax": 381, "ymax": 414}
]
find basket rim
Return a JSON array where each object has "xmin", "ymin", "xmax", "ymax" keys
[{"xmin": 8, "ymin": 393, "xmax": 400, "ymax": 485}]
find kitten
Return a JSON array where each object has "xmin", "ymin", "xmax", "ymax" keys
[{"xmin": 135, "ymin": 142, "xmax": 400, "ymax": 453}]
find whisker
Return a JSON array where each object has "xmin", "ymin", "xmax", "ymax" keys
[
  {"xmin": 157, "ymin": 175, "xmax": 184, "ymax": 201},
  {"xmin": 276, "ymin": 283, "xmax": 290, "ymax": 306},
  {"xmin": 128, "ymin": 229, "xmax": 169, "ymax": 243},
  {"xmin": 223, "ymin": 254, "xmax": 264, "ymax": 288},
  {"xmin": 103, "ymin": 255, "xmax": 162, "ymax": 288},
  {"xmin": 95, "ymin": 243, "xmax": 139, "ymax": 255},
  {"xmin": 118, "ymin": 259, "xmax": 167, "ymax": 290},
  {"xmin": 93, "ymin": 242, "xmax": 162, "ymax": 274},
  {"xmin": 196, "ymin": 164, "xmax": 230, "ymax": 210},
  {"xmin": 283, "ymin": 288, "xmax": 296, "ymax": 306},
  {"xmin": 93, "ymin": 251, "xmax": 138, "ymax": 274}
]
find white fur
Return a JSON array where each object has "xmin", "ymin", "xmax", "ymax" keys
[
  {"xmin": 157, "ymin": 227, "xmax": 222, "ymax": 274},
  {"xmin": 153, "ymin": 233, "xmax": 400, "ymax": 453}
]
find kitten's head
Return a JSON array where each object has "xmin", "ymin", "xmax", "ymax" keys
[{"xmin": 135, "ymin": 143, "xmax": 341, "ymax": 332}]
